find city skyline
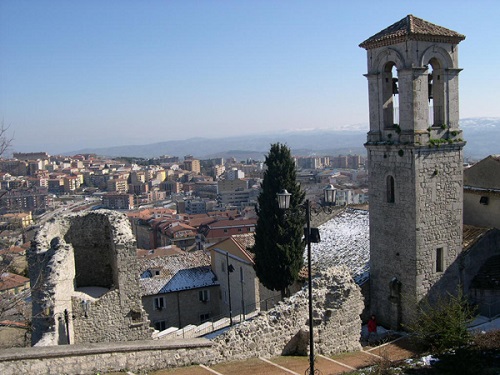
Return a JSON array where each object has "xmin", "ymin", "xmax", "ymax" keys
[{"xmin": 1, "ymin": 1, "xmax": 499, "ymax": 154}]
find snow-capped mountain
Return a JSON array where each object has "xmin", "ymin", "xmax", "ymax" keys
[{"xmin": 63, "ymin": 117, "xmax": 498, "ymax": 161}]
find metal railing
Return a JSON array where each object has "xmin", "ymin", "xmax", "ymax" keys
[{"xmin": 155, "ymin": 295, "xmax": 282, "ymax": 340}]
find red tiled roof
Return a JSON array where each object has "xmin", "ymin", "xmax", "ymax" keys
[
  {"xmin": 0, "ymin": 272, "xmax": 30, "ymax": 291},
  {"xmin": 463, "ymin": 225, "xmax": 492, "ymax": 251},
  {"xmin": 232, "ymin": 234, "xmax": 256, "ymax": 260},
  {"xmin": 187, "ymin": 216, "xmax": 216, "ymax": 228},
  {"xmin": 360, "ymin": 14, "xmax": 465, "ymax": 50},
  {"xmin": 207, "ymin": 210, "xmax": 239, "ymax": 218},
  {"xmin": 0, "ymin": 320, "xmax": 29, "ymax": 328},
  {"xmin": 0, "ymin": 246, "xmax": 25, "ymax": 255},
  {"xmin": 165, "ymin": 223, "xmax": 196, "ymax": 235},
  {"xmin": 207, "ymin": 219, "xmax": 257, "ymax": 229}
]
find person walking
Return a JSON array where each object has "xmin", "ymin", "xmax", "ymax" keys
[{"xmin": 367, "ymin": 314, "xmax": 377, "ymax": 343}]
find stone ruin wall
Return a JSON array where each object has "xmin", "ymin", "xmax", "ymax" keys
[
  {"xmin": 0, "ymin": 339, "xmax": 215, "ymax": 375},
  {"xmin": 5, "ymin": 265, "xmax": 363, "ymax": 374},
  {"xmin": 28, "ymin": 210, "xmax": 152, "ymax": 346},
  {"xmin": 212, "ymin": 266, "xmax": 364, "ymax": 362}
]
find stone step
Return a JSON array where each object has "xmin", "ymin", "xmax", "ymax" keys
[{"xmin": 156, "ymin": 326, "xmax": 179, "ymax": 340}]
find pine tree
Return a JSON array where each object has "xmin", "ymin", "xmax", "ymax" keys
[{"xmin": 252, "ymin": 143, "xmax": 305, "ymax": 296}]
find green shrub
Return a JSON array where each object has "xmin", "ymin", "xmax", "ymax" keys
[{"xmin": 406, "ymin": 288, "xmax": 477, "ymax": 354}]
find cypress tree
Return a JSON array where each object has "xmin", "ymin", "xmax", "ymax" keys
[{"xmin": 252, "ymin": 143, "xmax": 305, "ymax": 296}]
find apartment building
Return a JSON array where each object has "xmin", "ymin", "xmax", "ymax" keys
[
  {"xmin": 218, "ymin": 179, "xmax": 248, "ymax": 192},
  {"xmin": 0, "ymin": 160, "xmax": 28, "ymax": 176},
  {"xmin": 226, "ymin": 168, "xmax": 244, "ymax": 180},
  {"xmin": 63, "ymin": 176, "xmax": 80, "ymax": 193},
  {"xmin": 0, "ymin": 187, "xmax": 48, "ymax": 212},
  {"xmin": 183, "ymin": 159, "xmax": 201, "ymax": 174},
  {"xmin": 102, "ymin": 193, "xmax": 134, "ymax": 210},
  {"xmin": 47, "ymin": 177, "xmax": 64, "ymax": 194},
  {"xmin": 107, "ymin": 178, "xmax": 128, "ymax": 193}
]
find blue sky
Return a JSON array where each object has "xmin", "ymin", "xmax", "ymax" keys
[{"xmin": 1, "ymin": 1, "xmax": 499, "ymax": 154}]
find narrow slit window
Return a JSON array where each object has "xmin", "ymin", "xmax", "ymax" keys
[
  {"xmin": 387, "ymin": 175, "xmax": 395, "ymax": 203},
  {"xmin": 436, "ymin": 248, "xmax": 444, "ymax": 273}
]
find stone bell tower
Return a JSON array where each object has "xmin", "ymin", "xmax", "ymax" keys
[{"xmin": 359, "ymin": 15, "xmax": 466, "ymax": 329}]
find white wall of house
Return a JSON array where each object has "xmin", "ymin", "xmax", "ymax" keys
[{"xmin": 213, "ymin": 250, "xmax": 258, "ymax": 318}]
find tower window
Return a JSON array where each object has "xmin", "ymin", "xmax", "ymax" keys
[
  {"xmin": 436, "ymin": 248, "xmax": 444, "ymax": 273},
  {"xmin": 386, "ymin": 175, "xmax": 395, "ymax": 203},
  {"xmin": 480, "ymin": 196, "xmax": 489, "ymax": 205}
]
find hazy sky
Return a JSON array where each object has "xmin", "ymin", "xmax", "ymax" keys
[{"xmin": 1, "ymin": 1, "xmax": 499, "ymax": 154}]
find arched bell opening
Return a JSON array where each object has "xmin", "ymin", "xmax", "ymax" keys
[
  {"xmin": 427, "ymin": 58, "xmax": 445, "ymax": 127},
  {"xmin": 382, "ymin": 62, "xmax": 399, "ymax": 129}
]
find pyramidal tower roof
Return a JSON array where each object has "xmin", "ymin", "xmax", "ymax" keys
[{"xmin": 359, "ymin": 14, "xmax": 465, "ymax": 50}]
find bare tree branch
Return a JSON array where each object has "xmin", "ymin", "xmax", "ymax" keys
[{"xmin": 0, "ymin": 121, "xmax": 14, "ymax": 158}]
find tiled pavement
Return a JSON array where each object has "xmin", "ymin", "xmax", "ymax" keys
[{"xmin": 144, "ymin": 335, "xmax": 420, "ymax": 375}]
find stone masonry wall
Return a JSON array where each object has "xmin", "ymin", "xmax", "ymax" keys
[
  {"xmin": 367, "ymin": 144, "xmax": 463, "ymax": 329},
  {"xmin": 414, "ymin": 147, "xmax": 463, "ymax": 302},
  {"xmin": 29, "ymin": 210, "xmax": 152, "ymax": 345},
  {"xmin": 212, "ymin": 266, "xmax": 364, "ymax": 362},
  {"xmin": 0, "ymin": 339, "xmax": 214, "ymax": 375},
  {"xmin": 4, "ymin": 266, "xmax": 363, "ymax": 374}
]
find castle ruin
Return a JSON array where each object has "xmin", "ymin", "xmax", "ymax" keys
[{"xmin": 28, "ymin": 210, "xmax": 151, "ymax": 345}]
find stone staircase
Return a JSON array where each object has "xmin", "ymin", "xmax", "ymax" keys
[{"xmin": 154, "ymin": 311, "xmax": 260, "ymax": 340}]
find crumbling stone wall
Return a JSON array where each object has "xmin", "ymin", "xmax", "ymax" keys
[
  {"xmin": 0, "ymin": 338, "xmax": 214, "ymax": 375},
  {"xmin": 28, "ymin": 210, "xmax": 152, "ymax": 346},
  {"xmin": 9, "ymin": 266, "xmax": 363, "ymax": 373},
  {"xmin": 213, "ymin": 266, "xmax": 364, "ymax": 361}
]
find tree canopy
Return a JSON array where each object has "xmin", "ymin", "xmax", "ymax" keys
[{"xmin": 252, "ymin": 143, "xmax": 305, "ymax": 294}]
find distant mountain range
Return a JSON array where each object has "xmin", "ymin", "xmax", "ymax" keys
[{"xmin": 65, "ymin": 117, "xmax": 499, "ymax": 161}]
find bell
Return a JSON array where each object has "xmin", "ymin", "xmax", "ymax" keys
[
  {"xmin": 428, "ymin": 73, "xmax": 433, "ymax": 101},
  {"xmin": 392, "ymin": 77, "xmax": 399, "ymax": 95}
]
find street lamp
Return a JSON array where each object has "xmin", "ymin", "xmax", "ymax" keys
[
  {"xmin": 226, "ymin": 252, "xmax": 235, "ymax": 326},
  {"xmin": 277, "ymin": 186, "xmax": 335, "ymax": 375},
  {"xmin": 323, "ymin": 184, "xmax": 336, "ymax": 206}
]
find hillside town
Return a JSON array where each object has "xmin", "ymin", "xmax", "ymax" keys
[{"xmin": 0, "ymin": 150, "xmax": 369, "ymax": 338}]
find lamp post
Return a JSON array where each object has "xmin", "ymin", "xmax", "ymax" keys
[
  {"xmin": 277, "ymin": 185, "xmax": 335, "ymax": 375},
  {"xmin": 226, "ymin": 252, "xmax": 235, "ymax": 326}
]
